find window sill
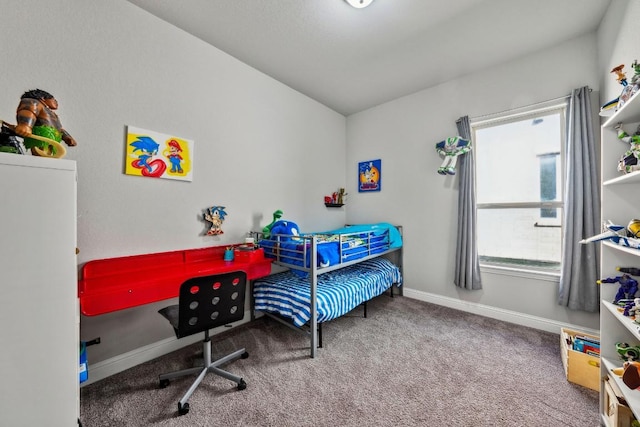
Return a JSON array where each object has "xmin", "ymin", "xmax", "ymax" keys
[{"xmin": 480, "ymin": 264, "xmax": 560, "ymax": 283}]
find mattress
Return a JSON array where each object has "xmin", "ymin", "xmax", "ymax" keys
[{"xmin": 253, "ymin": 257, "xmax": 402, "ymax": 327}]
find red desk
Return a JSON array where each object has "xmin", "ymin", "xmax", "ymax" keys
[{"xmin": 78, "ymin": 246, "xmax": 272, "ymax": 316}]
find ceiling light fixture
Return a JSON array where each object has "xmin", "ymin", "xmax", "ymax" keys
[{"xmin": 345, "ymin": 0, "xmax": 374, "ymax": 9}]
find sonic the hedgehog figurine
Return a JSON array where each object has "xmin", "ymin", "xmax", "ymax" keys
[{"xmin": 204, "ymin": 206, "xmax": 227, "ymax": 235}]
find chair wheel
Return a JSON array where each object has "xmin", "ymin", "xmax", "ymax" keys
[
  {"xmin": 241, "ymin": 351, "xmax": 249, "ymax": 359},
  {"xmin": 237, "ymin": 378, "xmax": 247, "ymax": 390},
  {"xmin": 178, "ymin": 402, "xmax": 189, "ymax": 415},
  {"xmin": 159, "ymin": 378, "xmax": 170, "ymax": 388}
]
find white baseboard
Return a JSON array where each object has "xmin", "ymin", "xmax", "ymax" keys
[
  {"xmin": 84, "ymin": 293, "xmax": 599, "ymax": 386},
  {"xmin": 81, "ymin": 310, "xmax": 253, "ymax": 387},
  {"xmin": 401, "ymin": 287, "xmax": 600, "ymax": 336}
]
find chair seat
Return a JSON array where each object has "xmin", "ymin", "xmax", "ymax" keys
[{"xmin": 158, "ymin": 305, "xmax": 180, "ymax": 337}]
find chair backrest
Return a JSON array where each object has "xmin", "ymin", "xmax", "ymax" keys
[{"xmin": 176, "ymin": 271, "xmax": 247, "ymax": 339}]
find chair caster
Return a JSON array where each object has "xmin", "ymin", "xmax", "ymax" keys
[
  {"xmin": 241, "ymin": 351, "xmax": 249, "ymax": 359},
  {"xmin": 178, "ymin": 402, "xmax": 189, "ymax": 415},
  {"xmin": 237, "ymin": 378, "xmax": 247, "ymax": 390},
  {"xmin": 159, "ymin": 378, "xmax": 170, "ymax": 389}
]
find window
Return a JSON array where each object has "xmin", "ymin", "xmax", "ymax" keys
[{"xmin": 472, "ymin": 105, "xmax": 566, "ymax": 273}]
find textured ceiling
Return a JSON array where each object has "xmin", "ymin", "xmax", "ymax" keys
[{"xmin": 127, "ymin": 0, "xmax": 611, "ymax": 116}]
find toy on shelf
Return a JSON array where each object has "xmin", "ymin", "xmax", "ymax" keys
[
  {"xmin": 435, "ymin": 136, "xmax": 471, "ymax": 175},
  {"xmin": 611, "ymin": 64, "xmax": 628, "ymax": 87},
  {"xmin": 615, "ymin": 123, "xmax": 640, "ymax": 174},
  {"xmin": 580, "ymin": 220, "xmax": 640, "ymax": 250},
  {"xmin": 618, "ymin": 267, "xmax": 640, "ymax": 276},
  {"xmin": 614, "ymin": 61, "xmax": 640, "ymax": 111},
  {"xmin": 611, "ymin": 360, "xmax": 640, "ymax": 391},
  {"xmin": 2, "ymin": 89, "xmax": 77, "ymax": 158},
  {"xmin": 626, "ymin": 299, "xmax": 640, "ymax": 318},
  {"xmin": 617, "ymin": 342, "xmax": 640, "ymax": 363},
  {"xmin": 203, "ymin": 205, "xmax": 227, "ymax": 235},
  {"xmin": 0, "ymin": 121, "xmax": 26, "ymax": 154},
  {"xmin": 598, "ymin": 274, "xmax": 638, "ymax": 304},
  {"xmin": 261, "ymin": 209, "xmax": 283, "ymax": 238},
  {"xmin": 325, "ymin": 188, "xmax": 346, "ymax": 207},
  {"xmin": 600, "ymin": 97, "xmax": 619, "ymax": 117}
]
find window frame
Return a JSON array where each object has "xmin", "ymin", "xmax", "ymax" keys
[{"xmin": 471, "ymin": 102, "xmax": 567, "ymax": 277}]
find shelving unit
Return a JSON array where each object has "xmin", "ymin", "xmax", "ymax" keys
[
  {"xmin": 599, "ymin": 92, "xmax": 640, "ymax": 425},
  {"xmin": 0, "ymin": 153, "xmax": 79, "ymax": 425}
]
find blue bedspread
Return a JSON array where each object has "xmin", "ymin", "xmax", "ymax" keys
[
  {"xmin": 253, "ymin": 257, "xmax": 402, "ymax": 327},
  {"xmin": 260, "ymin": 222, "xmax": 402, "ymax": 273}
]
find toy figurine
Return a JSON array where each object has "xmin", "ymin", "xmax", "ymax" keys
[
  {"xmin": 0, "ymin": 121, "xmax": 26, "ymax": 154},
  {"xmin": 611, "ymin": 64, "xmax": 628, "ymax": 86},
  {"xmin": 617, "ymin": 342, "xmax": 640, "ymax": 362},
  {"xmin": 12, "ymin": 89, "xmax": 77, "ymax": 158},
  {"xmin": 615, "ymin": 123, "xmax": 640, "ymax": 173},
  {"xmin": 435, "ymin": 136, "xmax": 471, "ymax": 175},
  {"xmin": 262, "ymin": 209, "xmax": 283, "ymax": 238},
  {"xmin": 631, "ymin": 60, "xmax": 640, "ymax": 86},
  {"xmin": 615, "ymin": 61, "xmax": 640, "ymax": 110},
  {"xmin": 597, "ymin": 274, "xmax": 639, "ymax": 303},
  {"xmin": 580, "ymin": 220, "xmax": 640, "ymax": 250},
  {"xmin": 203, "ymin": 206, "xmax": 227, "ymax": 235}
]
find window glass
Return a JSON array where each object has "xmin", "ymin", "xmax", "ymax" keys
[{"xmin": 473, "ymin": 107, "xmax": 564, "ymax": 272}]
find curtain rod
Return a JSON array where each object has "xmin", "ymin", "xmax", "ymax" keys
[{"xmin": 470, "ymin": 88, "xmax": 591, "ymax": 124}]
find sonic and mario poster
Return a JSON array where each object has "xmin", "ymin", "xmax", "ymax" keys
[
  {"xmin": 125, "ymin": 126, "xmax": 194, "ymax": 181},
  {"xmin": 358, "ymin": 159, "xmax": 381, "ymax": 192}
]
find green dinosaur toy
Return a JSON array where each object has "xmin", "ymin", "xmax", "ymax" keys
[{"xmin": 262, "ymin": 209, "xmax": 283, "ymax": 238}]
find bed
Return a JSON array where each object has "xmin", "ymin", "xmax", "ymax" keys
[{"xmin": 252, "ymin": 222, "xmax": 403, "ymax": 357}]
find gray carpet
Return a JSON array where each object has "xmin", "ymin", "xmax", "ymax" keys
[{"xmin": 80, "ymin": 295, "xmax": 599, "ymax": 426}]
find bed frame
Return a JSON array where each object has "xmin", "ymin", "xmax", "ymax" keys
[{"xmin": 251, "ymin": 225, "xmax": 403, "ymax": 358}]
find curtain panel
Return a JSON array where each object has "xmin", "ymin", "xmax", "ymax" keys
[
  {"xmin": 558, "ymin": 86, "xmax": 600, "ymax": 312},
  {"xmin": 454, "ymin": 116, "xmax": 482, "ymax": 290}
]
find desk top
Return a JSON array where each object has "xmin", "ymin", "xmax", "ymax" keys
[{"xmin": 79, "ymin": 246, "xmax": 272, "ymax": 316}]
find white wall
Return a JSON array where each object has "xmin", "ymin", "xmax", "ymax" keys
[
  {"xmin": 0, "ymin": 0, "xmax": 346, "ymax": 366},
  {"xmin": 598, "ymin": 0, "xmax": 638, "ymax": 102},
  {"xmin": 346, "ymin": 33, "xmax": 602, "ymax": 331},
  {"xmin": 2, "ymin": 0, "xmax": 632, "ymax": 381}
]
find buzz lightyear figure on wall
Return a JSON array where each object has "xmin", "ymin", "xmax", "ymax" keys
[{"xmin": 435, "ymin": 136, "xmax": 471, "ymax": 175}]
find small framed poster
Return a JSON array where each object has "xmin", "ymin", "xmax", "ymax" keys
[
  {"xmin": 358, "ymin": 159, "xmax": 381, "ymax": 192},
  {"xmin": 125, "ymin": 126, "xmax": 194, "ymax": 181}
]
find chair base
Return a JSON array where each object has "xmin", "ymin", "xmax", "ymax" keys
[{"xmin": 158, "ymin": 336, "xmax": 248, "ymax": 416}]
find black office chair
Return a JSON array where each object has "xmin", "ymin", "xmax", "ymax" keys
[{"xmin": 158, "ymin": 271, "xmax": 249, "ymax": 416}]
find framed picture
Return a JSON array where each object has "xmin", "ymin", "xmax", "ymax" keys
[
  {"xmin": 358, "ymin": 159, "xmax": 381, "ymax": 192},
  {"xmin": 125, "ymin": 126, "xmax": 194, "ymax": 181}
]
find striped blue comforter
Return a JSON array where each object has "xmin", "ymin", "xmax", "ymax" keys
[{"xmin": 253, "ymin": 257, "xmax": 402, "ymax": 327}]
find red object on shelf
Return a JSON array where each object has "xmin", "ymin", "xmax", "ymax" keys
[{"xmin": 78, "ymin": 246, "xmax": 271, "ymax": 316}]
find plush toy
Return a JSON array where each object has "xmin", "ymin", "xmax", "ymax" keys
[
  {"xmin": 262, "ymin": 209, "xmax": 283, "ymax": 238},
  {"xmin": 435, "ymin": 136, "xmax": 471, "ymax": 175},
  {"xmin": 269, "ymin": 220, "xmax": 300, "ymax": 241}
]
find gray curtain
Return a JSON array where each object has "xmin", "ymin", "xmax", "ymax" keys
[
  {"xmin": 454, "ymin": 116, "xmax": 482, "ymax": 290},
  {"xmin": 558, "ymin": 86, "xmax": 600, "ymax": 312}
]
